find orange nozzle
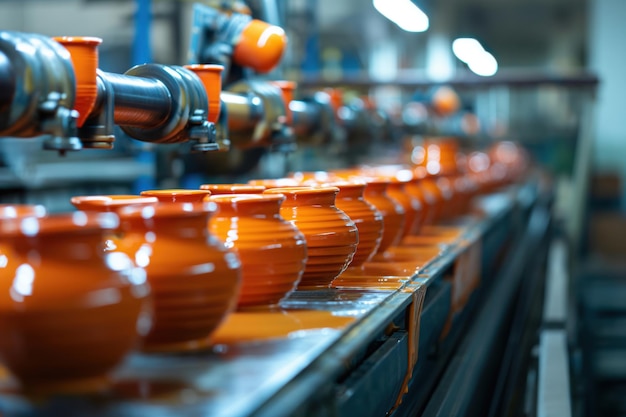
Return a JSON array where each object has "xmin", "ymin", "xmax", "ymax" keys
[
  {"xmin": 233, "ymin": 19, "xmax": 287, "ymax": 73},
  {"xmin": 270, "ymin": 80, "xmax": 296, "ymax": 125},
  {"xmin": 54, "ymin": 36, "xmax": 102, "ymax": 127},
  {"xmin": 185, "ymin": 64, "xmax": 224, "ymax": 123}
]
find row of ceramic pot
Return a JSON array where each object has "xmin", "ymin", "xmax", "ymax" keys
[{"xmin": 0, "ymin": 153, "xmax": 527, "ymax": 393}]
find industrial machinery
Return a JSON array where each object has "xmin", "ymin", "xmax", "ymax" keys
[{"xmin": 0, "ymin": 3, "xmax": 596, "ymax": 416}]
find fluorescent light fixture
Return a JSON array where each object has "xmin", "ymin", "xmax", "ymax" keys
[
  {"xmin": 373, "ymin": 0, "xmax": 429, "ymax": 33},
  {"xmin": 452, "ymin": 37, "xmax": 498, "ymax": 76},
  {"xmin": 468, "ymin": 51, "xmax": 497, "ymax": 76}
]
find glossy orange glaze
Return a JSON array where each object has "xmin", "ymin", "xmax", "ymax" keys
[
  {"xmin": 332, "ymin": 270, "xmax": 409, "ymax": 290},
  {"xmin": 208, "ymin": 194, "xmax": 306, "ymax": 307},
  {"xmin": 140, "ymin": 189, "xmax": 211, "ymax": 203},
  {"xmin": 412, "ymin": 138, "xmax": 459, "ymax": 177},
  {"xmin": 232, "ymin": 19, "xmax": 287, "ymax": 73},
  {"xmin": 263, "ymin": 187, "xmax": 358, "ymax": 288},
  {"xmin": 0, "ymin": 212, "xmax": 149, "ymax": 393},
  {"xmin": 184, "ymin": 64, "xmax": 223, "ymax": 123},
  {"xmin": 359, "ymin": 178, "xmax": 405, "ymax": 255},
  {"xmin": 322, "ymin": 181, "xmax": 382, "ymax": 268},
  {"xmin": 402, "ymin": 225, "xmax": 464, "ymax": 246},
  {"xmin": 53, "ymin": 37, "xmax": 102, "ymax": 127},
  {"xmin": 71, "ymin": 195, "xmax": 158, "ymax": 213},
  {"xmin": 200, "ymin": 183, "xmax": 265, "ymax": 195},
  {"xmin": 0, "ymin": 205, "xmax": 47, "ymax": 291},
  {"xmin": 211, "ymin": 309, "xmax": 355, "ymax": 343},
  {"xmin": 417, "ymin": 177, "xmax": 444, "ymax": 224},
  {"xmin": 385, "ymin": 179, "xmax": 422, "ymax": 238},
  {"xmin": 117, "ymin": 203, "xmax": 241, "ymax": 352},
  {"xmin": 435, "ymin": 176, "xmax": 455, "ymax": 221}
]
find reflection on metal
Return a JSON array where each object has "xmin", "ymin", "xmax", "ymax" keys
[
  {"xmin": 538, "ymin": 330, "xmax": 572, "ymax": 417},
  {"xmin": 0, "ymin": 31, "xmax": 222, "ymax": 154},
  {"xmin": 0, "ymin": 31, "xmax": 80, "ymax": 154},
  {"xmin": 225, "ymin": 79, "xmax": 293, "ymax": 151}
]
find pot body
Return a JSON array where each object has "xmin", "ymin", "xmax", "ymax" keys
[
  {"xmin": 117, "ymin": 203, "xmax": 241, "ymax": 352},
  {"xmin": 209, "ymin": 194, "xmax": 307, "ymax": 306},
  {"xmin": 0, "ymin": 212, "xmax": 150, "ymax": 392},
  {"xmin": 264, "ymin": 187, "xmax": 358, "ymax": 288}
]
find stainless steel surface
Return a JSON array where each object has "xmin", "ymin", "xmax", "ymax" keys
[
  {"xmin": 544, "ymin": 239, "xmax": 568, "ymax": 324},
  {"xmin": 0, "ymin": 49, "xmax": 14, "ymax": 111},
  {"xmin": 226, "ymin": 79, "xmax": 291, "ymax": 150},
  {"xmin": 105, "ymin": 72, "xmax": 172, "ymax": 128},
  {"xmin": 0, "ymin": 31, "xmax": 78, "ymax": 151},
  {"xmin": 537, "ymin": 330, "xmax": 572, "ymax": 417}
]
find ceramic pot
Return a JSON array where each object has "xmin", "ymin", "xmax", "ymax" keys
[
  {"xmin": 324, "ymin": 182, "xmax": 383, "ymax": 268},
  {"xmin": 0, "ymin": 204, "xmax": 47, "ymax": 261},
  {"xmin": 70, "ymin": 195, "xmax": 158, "ymax": 252},
  {"xmin": 200, "ymin": 183, "xmax": 266, "ymax": 195},
  {"xmin": 383, "ymin": 177, "xmax": 422, "ymax": 238},
  {"xmin": 0, "ymin": 211, "xmax": 150, "ymax": 393},
  {"xmin": 358, "ymin": 178, "xmax": 405, "ymax": 254},
  {"xmin": 71, "ymin": 195, "xmax": 158, "ymax": 214},
  {"xmin": 263, "ymin": 187, "xmax": 358, "ymax": 288},
  {"xmin": 117, "ymin": 203, "xmax": 241, "ymax": 352},
  {"xmin": 208, "ymin": 194, "xmax": 307, "ymax": 307},
  {"xmin": 140, "ymin": 189, "xmax": 211, "ymax": 203}
]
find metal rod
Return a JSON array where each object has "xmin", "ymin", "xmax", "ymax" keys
[
  {"xmin": 0, "ymin": 50, "xmax": 15, "ymax": 112},
  {"xmin": 221, "ymin": 91, "xmax": 263, "ymax": 133},
  {"xmin": 289, "ymin": 100, "xmax": 320, "ymax": 136},
  {"xmin": 103, "ymin": 72, "xmax": 172, "ymax": 128}
]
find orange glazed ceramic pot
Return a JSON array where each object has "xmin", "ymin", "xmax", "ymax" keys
[
  {"xmin": 324, "ymin": 182, "xmax": 383, "ymax": 268},
  {"xmin": 71, "ymin": 195, "xmax": 158, "ymax": 213},
  {"xmin": 117, "ymin": 203, "xmax": 241, "ymax": 352},
  {"xmin": 140, "ymin": 189, "xmax": 211, "ymax": 203},
  {"xmin": 200, "ymin": 183, "xmax": 266, "ymax": 195},
  {"xmin": 0, "ymin": 212, "xmax": 150, "ymax": 393},
  {"xmin": 263, "ymin": 187, "xmax": 358, "ymax": 288},
  {"xmin": 383, "ymin": 178, "xmax": 422, "ymax": 238},
  {"xmin": 359, "ymin": 178, "xmax": 405, "ymax": 255},
  {"xmin": 208, "ymin": 194, "xmax": 307, "ymax": 307},
  {"xmin": 0, "ymin": 204, "xmax": 47, "ymax": 260}
]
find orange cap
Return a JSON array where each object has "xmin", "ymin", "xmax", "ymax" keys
[
  {"xmin": 233, "ymin": 20, "xmax": 287, "ymax": 73},
  {"xmin": 54, "ymin": 36, "xmax": 102, "ymax": 127},
  {"xmin": 185, "ymin": 64, "xmax": 224, "ymax": 123},
  {"xmin": 270, "ymin": 80, "xmax": 296, "ymax": 125}
]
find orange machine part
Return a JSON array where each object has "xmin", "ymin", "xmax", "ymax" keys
[
  {"xmin": 233, "ymin": 19, "xmax": 287, "ymax": 73},
  {"xmin": 185, "ymin": 64, "xmax": 224, "ymax": 123},
  {"xmin": 54, "ymin": 36, "xmax": 102, "ymax": 127},
  {"xmin": 270, "ymin": 80, "xmax": 296, "ymax": 125}
]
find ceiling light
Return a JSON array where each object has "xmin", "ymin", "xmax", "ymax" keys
[
  {"xmin": 452, "ymin": 37, "xmax": 498, "ymax": 77},
  {"xmin": 373, "ymin": 0, "xmax": 429, "ymax": 33}
]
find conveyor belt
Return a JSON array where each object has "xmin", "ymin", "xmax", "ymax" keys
[{"xmin": 0, "ymin": 181, "xmax": 544, "ymax": 417}]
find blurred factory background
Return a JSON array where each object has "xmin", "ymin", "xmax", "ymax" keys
[{"xmin": 0, "ymin": 1, "xmax": 625, "ymax": 415}]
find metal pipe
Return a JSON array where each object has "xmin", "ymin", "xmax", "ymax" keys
[
  {"xmin": 289, "ymin": 100, "xmax": 320, "ymax": 137},
  {"xmin": 0, "ymin": 50, "xmax": 14, "ymax": 112},
  {"xmin": 103, "ymin": 72, "xmax": 171, "ymax": 128},
  {"xmin": 221, "ymin": 91, "xmax": 264, "ymax": 133}
]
